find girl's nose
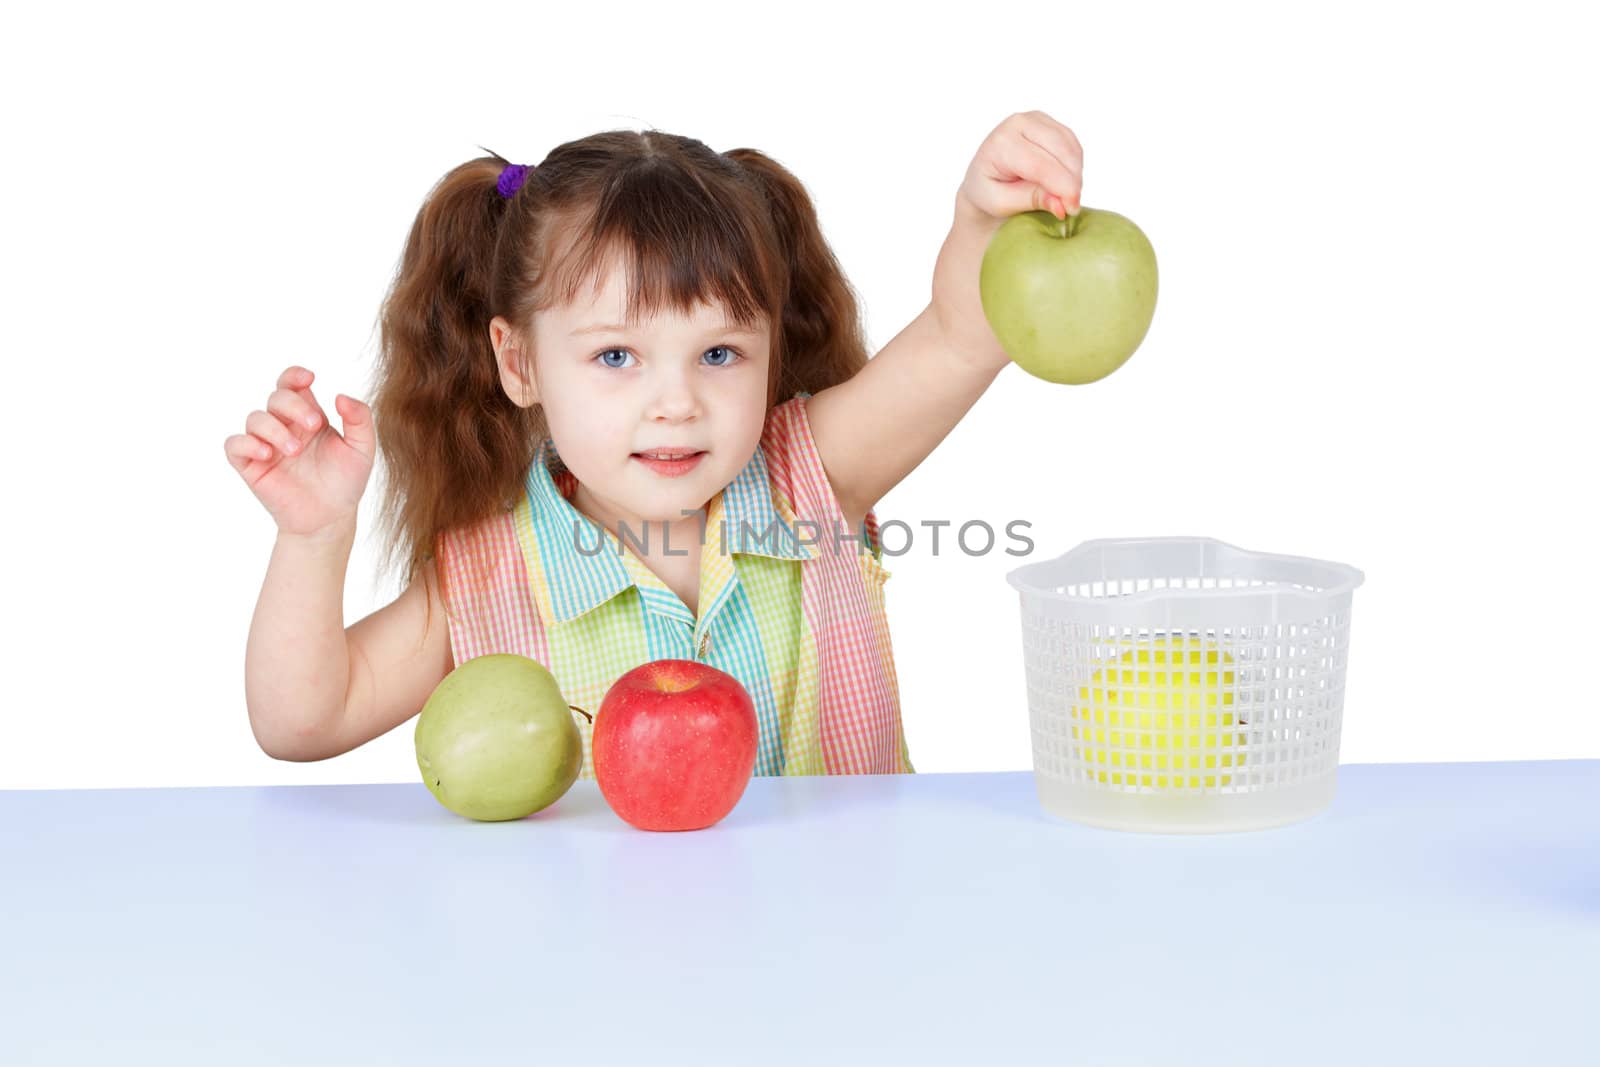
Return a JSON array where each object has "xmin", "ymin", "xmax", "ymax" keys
[{"xmin": 646, "ymin": 372, "xmax": 702, "ymax": 422}]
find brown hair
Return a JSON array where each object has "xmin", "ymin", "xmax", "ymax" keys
[{"xmin": 369, "ymin": 129, "xmax": 872, "ymax": 627}]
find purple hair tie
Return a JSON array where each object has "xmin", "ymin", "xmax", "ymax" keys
[{"xmin": 496, "ymin": 163, "xmax": 532, "ymax": 199}]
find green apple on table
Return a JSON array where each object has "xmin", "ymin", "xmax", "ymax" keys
[
  {"xmin": 414, "ymin": 654, "xmax": 592, "ymax": 821},
  {"xmin": 979, "ymin": 206, "xmax": 1158, "ymax": 384}
]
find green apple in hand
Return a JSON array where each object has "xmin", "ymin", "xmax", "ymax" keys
[
  {"xmin": 415, "ymin": 654, "xmax": 592, "ymax": 821},
  {"xmin": 979, "ymin": 207, "xmax": 1158, "ymax": 384}
]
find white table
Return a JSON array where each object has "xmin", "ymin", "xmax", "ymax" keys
[{"xmin": 4, "ymin": 761, "xmax": 1597, "ymax": 1065}]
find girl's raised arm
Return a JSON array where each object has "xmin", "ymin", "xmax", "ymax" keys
[
  {"xmin": 804, "ymin": 112, "xmax": 1084, "ymax": 529},
  {"xmin": 805, "ymin": 304, "xmax": 1002, "ymax": 536},
  {"xmin": 232, "ymin": 365, "xmax": 451, "ymax": 760}
]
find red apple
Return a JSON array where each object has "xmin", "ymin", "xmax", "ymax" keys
[{"xmin": 592, "ymin": 659, "xmax": 759, "ymax": 831}]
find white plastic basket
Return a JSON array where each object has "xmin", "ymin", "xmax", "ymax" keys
[{"xmin": 1006, "ymin": 537, "xmax": 1365, "ymax": 834}]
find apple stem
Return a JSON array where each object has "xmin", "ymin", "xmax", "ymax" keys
[
  {"xmin": 1062, "ymin": 212, "xmax": 1080, "ymax": 238},
  {"xmin": 569, "ymin": 705, "xmax": 593, "ymax": 725}
]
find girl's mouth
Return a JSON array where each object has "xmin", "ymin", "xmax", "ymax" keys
[{"xmin": 631, "ymin": 451, "xmax": 706, "ymax": 477}]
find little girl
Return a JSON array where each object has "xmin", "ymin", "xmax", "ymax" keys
[{"xmin": 228, "ymin": 114, "xmax": 1084, "ymax": 779}]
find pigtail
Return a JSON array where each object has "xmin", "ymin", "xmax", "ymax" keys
[
  {"xmin": 724, "ymin": 148, "xmax": 871, "ymax": 408},
  {"xmin": 369, "ymin": 154, "xmax": 540, "ymax": 612}
]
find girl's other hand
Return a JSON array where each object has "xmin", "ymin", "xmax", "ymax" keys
[{"xmin": 224, "ymin": 365, "xmax": 377, "ymax": 540}]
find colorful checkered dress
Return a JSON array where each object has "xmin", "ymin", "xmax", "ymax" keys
[{"xmin": 433, "ymin": 392, "xmax": 914, "ymax": 778}]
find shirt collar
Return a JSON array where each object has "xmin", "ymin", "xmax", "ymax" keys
[
  {"xmin": 714, "ymin": 439, "xmax": 818, "ymax": 564},
  {"xmin": 518, "ymin": 436, "xmax": 816, "ymax": 625}
]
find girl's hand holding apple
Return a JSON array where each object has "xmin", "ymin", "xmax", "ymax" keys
[
  {"xmin": 932, "ymin": 110, "xmax": 1085, "ymax": 373},
  {"xmin": 223, "ymin": 365, "xmax": 377, "ymax": 540},
  {"xmin": 955, "ymin": 109, "xmax": 1084, "ymax": 226},
  {"xmin": 934, "ymin": 110, "xmax": 1158, "ymax": 385}
]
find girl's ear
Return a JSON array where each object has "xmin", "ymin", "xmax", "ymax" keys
[{"xmin": 490, "ymin": 315, "xmax": 539, "ymax": 408}]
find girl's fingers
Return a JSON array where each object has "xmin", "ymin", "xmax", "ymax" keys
[
  {"xmin": 273, "ymin": 366, "xmax": 327, "ymax": 434},
  {"xmin": 989, "ymin": 135, "xmax": 1082, "ymax": 220},
  {"xmin": 246, "ymin": 409, "xmax": 304, "ymax": 457},
  {"xmin": 224, "ymin": 433, "xmax": 275, "ymax": 473},
  {"xmin": 1021, "ymin": 110, "xmax": 1083, "ymax": 171},
  {"xmin": 1018, "ymin": 128, "xmax": 1083, "ymax": 188},
  {"xmin": 267, "ymin": 385, "xmax": 326, "ymax": 435},
  {"xmin": 332, "ymin": 393, "xmax": 376, "ymax": 461},
  {"xmin": 1006, "ymin": 113, "xmax": 1083, "ymax": 215},
  {"xmin": 277, "ymin": 365, "xmax": 314, "ymax": 391}
]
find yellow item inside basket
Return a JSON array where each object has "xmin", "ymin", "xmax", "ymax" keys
[{"xmin": 1073, "ymin": 636, "xmax": 1245, "ymax": 789}]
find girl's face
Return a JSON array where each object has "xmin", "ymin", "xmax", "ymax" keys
[{"xmin": 498, "ymin": 261, "xmax": 772, "ymax": 541}]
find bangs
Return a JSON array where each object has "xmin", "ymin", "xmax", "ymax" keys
[{"xmin": 539, "ymin": 165, "xmax": 781, "ymax": 333}]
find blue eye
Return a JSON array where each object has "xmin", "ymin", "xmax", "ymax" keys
[{"xmin": 593, "ymin": 346, "xmax": 743, "ymax": 369}]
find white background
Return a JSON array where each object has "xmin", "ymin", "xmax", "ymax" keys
[{"xmin": 2, "ymin": 1, "xmax": 1594, "ymax": 790}]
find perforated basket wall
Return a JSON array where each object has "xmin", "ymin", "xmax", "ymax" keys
[{"xmin": 1006, "ymin": 537, "xmax": 1365, "ymax": 834}]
